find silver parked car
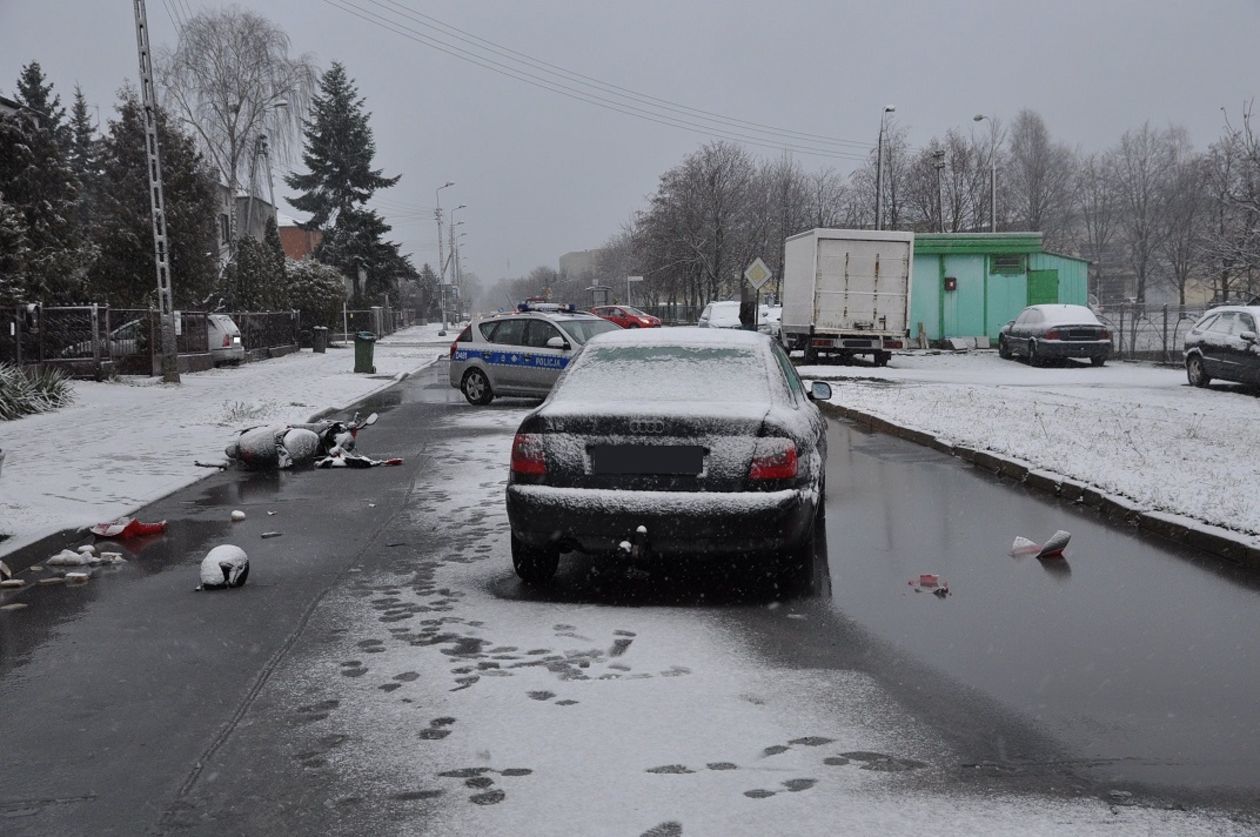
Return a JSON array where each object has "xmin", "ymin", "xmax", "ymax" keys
[{"xmin": 449, "ymin": 308, "xmax": 621, "ymax": 405}]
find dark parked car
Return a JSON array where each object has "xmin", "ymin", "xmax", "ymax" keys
[
  {"xmin": 1183, "ymin": 305, "xmax": 1260, "ymax": 387},
  {"xmin": 505, "ymin": 328, "xmax": 831, "ymax": 585},
  {"xmin": 998, "ymin": 304, "xmax": 1112, "ymax": 366}
]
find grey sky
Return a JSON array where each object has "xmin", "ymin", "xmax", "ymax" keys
[{"xmin": 2, "ymin": 0, "xmax": 1258, "ymax": 282}]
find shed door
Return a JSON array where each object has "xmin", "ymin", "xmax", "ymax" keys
[{"xmin": 1027, "ymin": 269, "xmax": 1059, "ymax": 305}]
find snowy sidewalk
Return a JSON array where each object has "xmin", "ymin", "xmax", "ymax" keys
[
  {"xmin": 0, "ymin": 323, "xmax": 453, "ymax": 557},
  {"xmin": 805, "ymin": 351, "xmax": 1260, "ymax": 548}
]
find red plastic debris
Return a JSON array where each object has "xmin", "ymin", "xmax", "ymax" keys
[
  {"xmin": 90, "ymin": 517, "xmax": 168, "ymax": 539},
  {"xmin": 918, "ymin": 573, "xmax": 940, "ymax": 587}
]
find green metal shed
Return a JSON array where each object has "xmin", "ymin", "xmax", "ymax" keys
[{"xmin": 910, "ymin": 233, "xmax": 1089, "ymax": 342}]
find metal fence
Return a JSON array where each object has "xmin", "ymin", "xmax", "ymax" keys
[
  {"xmin": 332, "ymin": 304, "xmax": 415, "ymax": 342},
  {"xmin": 2, "ymin": 303, "xmax": 301, "ymax": 377},
  {"xmin": 1093, "ymin": 303, "xmax": 1207, "ymax": 362},
  {"xmin": 228, "ymin": 311, "xmax": 301, "ymax": 351},
  {"xmin": 639, "ymin": 304, "xmax": 704, "ymax": 325}
]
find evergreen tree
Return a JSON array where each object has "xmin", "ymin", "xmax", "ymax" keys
[
  {"xmin": 284, "ymin": 62, "xmax": 413, "ymax": 303},
  {"xmin": 68, "ymin": 86, "xmax": 98, "ymax": 235},
  {"xmin": 284, "ymin": 256, "xmax": 346, "ymax": 329},
  {"xmin": 88, "ymin": 92, "xmax": 219, "ymax": 308},
  {"xmin": 15, "ymin": 60, "xmax": 68, "ymax": 149},
  {"xmin": 221, "ymin": 236, "xmax": 268, "ymax": 310},
  {"xmin": 0, "ymin": 198, "xmax": 29, "ymax": 302},
  {"xmin": 262, "ymin": 215, "xmax": 287, "ymax": 308},
  {"xmin": 0, "ymin": 61, "xmax": 86, "ymax": 300},
  {"xmin": 285, "ymin": 62, "xmax": 399, "ymax": 227}
]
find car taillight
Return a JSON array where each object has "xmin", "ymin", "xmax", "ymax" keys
[
  {"xmin": 886, "ymin": 340, "xmax": 903, "ymax": 349},
  {"xmin": 511, "ymin": 433, "xmax": 547, "ymax": 476},
  {"xmin": 1100, "ymin": 329, "xmax": 1111, "ymax": 340},
  {"xmin": 749, "ymin": 439, "xmax": 798, "ymax": 480},
  {"xmin": 222, "ymin": 334, "xmax": 232, "ymax": 347},
  {"xmin": 1044, "ymin": 329, "xmax": 1062, "ymax": 340},
  {"xmin": 449, "ymin": 340, "xmax": 458, "ymax": 359}
]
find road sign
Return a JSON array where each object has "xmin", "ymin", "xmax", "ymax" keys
[{"xmin": 743, "ymin": 257, "xmax": 773, "ymax": 290}]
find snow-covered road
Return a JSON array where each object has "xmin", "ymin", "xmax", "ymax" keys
[
  {"xmin": 0, "ymin": 324, "xmax": 451, "ymax": 557},
  {"xmin": 177, "ymin": 387, "xmax": 1245, "ymax": 836}
]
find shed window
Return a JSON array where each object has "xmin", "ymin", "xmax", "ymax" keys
[{"xmin": 990, "ymin": 254, "xmax": 1026, "ymax": 274}]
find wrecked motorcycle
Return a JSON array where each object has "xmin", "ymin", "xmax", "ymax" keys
[{"xmin": 221, "ymin": 411, "xmax": 385, "ymax": 470}]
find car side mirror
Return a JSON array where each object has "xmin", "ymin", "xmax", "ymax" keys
[
  {"xmin": 546, "ymin": 336, "xmax": 570, "ymax": 350},
  {"xmin": 362, "ymin": 412, "xmax": 379, "ymax": 427},
  {"xmin": 1240, "ymin": 330, "xmax": 1257, "ymax": 343},
  {"xmin": 807, "ymin": 381, "xmax": 832, "ymax": 401}
]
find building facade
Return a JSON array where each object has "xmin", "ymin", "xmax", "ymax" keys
[{"xmin": 909, "ymin": 233, "xmax": 1090, "ymax": 342}]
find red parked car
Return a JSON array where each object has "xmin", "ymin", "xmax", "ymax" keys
[{"xmin": 590, "ymin": 305, "xmax": 661, "ymax": 328}]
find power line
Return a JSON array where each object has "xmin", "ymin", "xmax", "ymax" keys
[
  {"xmin": 316, "ymin": 0, "xmax": 870, "ymax": 162},
  {"xmin": 370, "ymin": 0, "xmax": 872, "ymax": 151},
  {"xmin": 158, "ymin": 0, "xmax": 183, "ymax": 31}
]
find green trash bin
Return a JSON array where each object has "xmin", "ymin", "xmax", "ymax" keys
[
  {"xmin": 312, "ymin": 326, "xmax": 328, "ymax": 354},
  {"xmin": 353, "ymin": 331, "xmax": 377, "ymax": 373}
]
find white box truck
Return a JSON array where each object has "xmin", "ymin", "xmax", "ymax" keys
[{"xmin": 779, "ymin": 228, "xmax": 913, "ymax": 366}]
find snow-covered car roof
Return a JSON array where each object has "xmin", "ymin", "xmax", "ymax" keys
[
  {"xmin": 1027, "ymin": 304, "xmax": 1101, "ymax": 325},
  {"xmin": 586, "ymin": 326, "xmax": 768, "ymax": 348},
  {"xmin": 1198, "ymin": 305, "xmax": 1260, "ymax": 320}
]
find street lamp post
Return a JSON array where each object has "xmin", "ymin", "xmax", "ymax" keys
[
  {"xmin": 874, "ymin": 105, "xmax": 895, "ymax": 230},
  {"xmin": 434, "ymin": 182, "xmax": 453, "ymax": 332},
  {"xmin": 974, "ymin": 114, "xmax": 997, "ymax": 233}
]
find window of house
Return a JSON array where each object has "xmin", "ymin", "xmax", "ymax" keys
[
  {"xmin": 219, "ymin": 214, "xmax": 230, "ymax": 245},
  {"xmin": 990, "ymin": 254, "xmax": 1026, "ymax": 274}
]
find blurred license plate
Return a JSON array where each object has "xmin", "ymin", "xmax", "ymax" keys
[{"xmin": 589, "ymin": 445, "xmax": 704, "ymax": 475}]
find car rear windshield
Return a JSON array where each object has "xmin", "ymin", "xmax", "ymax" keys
[
  {"xmin": 555, "ymin": 344, "xmax": 769, "ymax": 403},
  {"xmin": 557, "ymin": 318, "xmax": 621, "ymax": 343}
]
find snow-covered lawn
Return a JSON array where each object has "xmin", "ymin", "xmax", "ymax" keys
[
  {"xmin": 0, "ymin": 324, "xmax": 453, "ymax": 557},
  {"xmin": 804, "ymin": 351, "xmax": 1260, "ymax": 544}
]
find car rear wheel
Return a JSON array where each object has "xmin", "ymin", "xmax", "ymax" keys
[
  {"xmin": 1186, "ymin": 355, "xmax": 1210, "ymax": 388},
  {"xmin": 511, "ymin": 534, "xmax": 559, "ymax": 584},
  {"xmin": 1090, "ymin": 355, "xmax": 1107, "ymax": 367},
  {"xmin": 461, "ymin": 368, "xmax": 494, "ymax": 405},
  {"xmin": 873, "ymin": 351, "xmax": 891, "ymax": 367},
  {"xmin": 998, "ymin": 336, "xmax": 1012, "ymax": 359}
]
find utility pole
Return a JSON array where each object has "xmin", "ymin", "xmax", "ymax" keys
[
  {"xmin": 243, "ymin": 133, "xmax": 262, "ymax": 236},
  {"xmin": 435, "ymin": 181, "xmax": 453, "ymax": 329},
  {"xmin": 874, "ymin": 105, "xmax": 895, "ymax": 230},
  {"xmin": 132, "ymin": 0, "xmax": 179, "ymax": 383},
  {"xmin": 260, "ymin": 134, "xmax": 277, "ymax": 215},
  {"xmin": 932, "ymin": 148, "xmax": 946, "ymax": 233}
]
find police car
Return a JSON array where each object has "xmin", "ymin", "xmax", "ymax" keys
[{"xmin": 449, "ymin": 306, "xmax": 621, "ymax": 405}]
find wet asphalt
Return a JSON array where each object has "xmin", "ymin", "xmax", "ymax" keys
[{"xmin": 2, "ymin": 357, "xmax": 1259, "ymax": 834}]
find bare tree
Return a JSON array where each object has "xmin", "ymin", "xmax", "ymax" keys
[
  {"xmin": 804, "ymin": 167, "xmax": 853, "ymax": 229},
  {"xmin": 1006, "ymin": 110, "xmax": 1076, "ymax": 245},
  {"xmin": 1202, "ymin": 103, "xmax": 1260, "ymax": 300},
  {"xmin": 1158, "ymin": 150, "xmax": 1208, "ymax": 305},
  {"xmin": 1112, "ymin": 123, "xmax": 1178, "ymax": 302},
  {"xmin": 1074, "ymin": 152, "xmax": 1119, "ymax": 300},
  {"xmin": 850, "ymin": 122, "xmax": 911, "ymax": 230},
  {"xmin": 159, "ymin": 7, "xmax": 315, "ymax": 242}
]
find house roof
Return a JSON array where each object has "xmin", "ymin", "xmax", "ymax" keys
[{"xmin": 914, "ymin": 232, "xmax": 1043, "ymax": 256}]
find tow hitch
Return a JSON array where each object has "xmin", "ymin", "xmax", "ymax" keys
[{"xmin": 618, "ymin": 525, "xmax": 650, "ymax": 560}]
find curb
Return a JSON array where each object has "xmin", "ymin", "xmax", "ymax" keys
[{"xmin": 817, "ymin": 400, "xmax": 1260, "ymax": 568}]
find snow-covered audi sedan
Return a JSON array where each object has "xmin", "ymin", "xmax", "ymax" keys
[
  {"xmin": 505, "ymin": 328, "xmax": 831, "ymax": 584},
  {"xmin": 998, "ymin": 304, "xmax": 1112, "ymax": 367}
]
